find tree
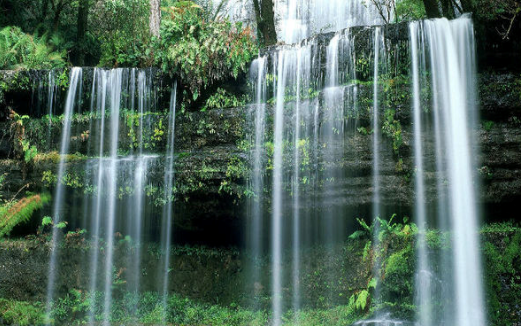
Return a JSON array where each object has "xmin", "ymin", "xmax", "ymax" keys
[
  {"xmin": 422, "ymin": 0, "xmax": 442, "ymax": 18},
  {"xmin": 252, "ymin": 0, "xmax": 277, "ymax": 46},
  {"xmin": 76, "ymin": 0, "xmax": 89, "ymax": 65},
  {"xmin": 150, "ymin": 0, "xmax": 161, "ymax": 37}
]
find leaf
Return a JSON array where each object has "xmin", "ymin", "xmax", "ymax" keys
[
  {"xmin": 42, "ymin": 216, "xmax": 52, "ymax": 226},
  {"xmin": 349, "ymin": 230, "xmax": 366, "ymax": 240},
  {"xmin": 368, "ymin": 278, "xmax": 377, "ymax": 289},
  {"xmin": 355, "ymin": 290, "xmax": 369, "ymax": 310}
]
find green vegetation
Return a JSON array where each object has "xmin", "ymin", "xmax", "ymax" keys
[
  {"xmin": 156, "ymin": 1, "xmax": 258, "ymax": 101},
  {"xmin": 203, "ymin": 88, "xmax": 248, "ymax": 111},
  {"xmin": 0, "ymin": 291, "xmax": 364, "ymax": 326},
  {"xmin": 95, "ymin": 0, "xmax": 152, "ymax": 67},
  {"xmin": 395, "ymin": 0, "xmax": 426, "ymax": 22},
  {"xmin": 0, "ymin": 26, "xmax": 67, "ymax": 70},
  {"xmin": 0, "ymin": 298, "xmax": 45, "ymax": 326},
  {"xmin": 482, "ymin": 223, "xmax": 521, "ymax": 325},
  {"xmin": 0, "ymin": 193, "xmax": 51, "ymax": 238}
]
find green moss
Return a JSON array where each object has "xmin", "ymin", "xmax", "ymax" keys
[
  {"xmin": 383, "ymin": 246, "xmax": 414, "ymax": 297},
  {"xmin": 382, "ymin": 108, "xmax": 403, "ymax": 155}
]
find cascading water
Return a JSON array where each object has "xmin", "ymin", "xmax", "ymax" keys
[
  {"xmin": 160, "ymin": 86, "xmax": 177, "ymax": 319},
  {"xmin": 275, "ymin": 0, "xmax": 387, "ymax": 43},
  {"xmin": 40, "ymin": 68, "xmax": 178, "ymax": 324},
  {"xmin": 248, "ymin": 7, "xmax": 484, "ymax": 325},
  {"xmin": 271, "ymin": 45, "xmax": 287, "ymax": 326},
  {"xmin": 25, "ymin": 4, "xmax": 485, "ymax": 326},
  {"xmin": 410, "ymin": 22, "xmax": 433, "ymax": 326},
  {"xmin": 409, "ymin": 16, "xmax": 486, "ymax": 326},
  {"xmin": 214, "ymin": 0, "xmax": 387, "ymax": 44},
  {"xmin": 46, "ymin": 67, "xmax": 83, "ymax": 316},
  {"xmin": 247, "ymin": 56, "xmax": 267, "ymax": 311}
]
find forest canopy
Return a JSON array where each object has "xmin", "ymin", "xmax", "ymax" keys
[{"xmin": 0, "ymin": 0, "xmax": 518, "ymax": 71}]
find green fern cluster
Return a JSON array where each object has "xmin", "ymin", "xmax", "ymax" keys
[
  {"xmin": 0, "ymin": 26, "xmax": 67, "ymax": 70},
  {"xmin": 0, "ymin": 193, "xmax": 51, "ymax": 238}
]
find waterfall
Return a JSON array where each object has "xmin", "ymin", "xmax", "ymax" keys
[
  {"xmin": 410, "ymin": 16, "xmax": 485, "ymax": 326},
  {"xmin": 213, "ymin": 0, "xmax": 387, "ymax": 44},
  {"xmin": 247, "ymin": 11, "xmax": 484, "ymax": 325},
  {"xmin": 39, "ymin": 68, "xmax": 178, "ymax": 324},
  {"xmin": 160, "ymin": 85, "xmax": 178, "ymax": 318},
  {"xmin": 372, "ymin": 27, "xmax": 383, "ymax": 222},
  {"xmin": 371, "ymin": 27, "xmax": 384, "ymax": 308},
  {"xmin": 410, "ymin": 21, "xmax": 433, "ymax": 326},
  {"xmin": 248, "ymin": 57, "xmax": 267, "ymax": 310},
  {"xmin": 275, "ymin": 0, "xmax": 386, "ymax": 43},
  {"xmin": 45, "ymin": 67, "xmax": 83, "ymax": 316},
  {"xmin": 271, "ymin": 46, "xmax": 286, "ymax": 326}
]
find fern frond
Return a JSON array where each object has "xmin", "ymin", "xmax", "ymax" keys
[{"xmin": 0, "ymin": 193, "xmax": 51, "ymax": 238}]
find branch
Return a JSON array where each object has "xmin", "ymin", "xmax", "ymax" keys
[
  {"xmin": 451, "ymin": 0, "xmax": 463, "ymax": 14},
  {"xmin": 498, "ymin": 5, "xmax": 520, "ymax": 40}
]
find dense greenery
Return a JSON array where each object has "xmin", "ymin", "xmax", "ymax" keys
[
  {"xmin": 156, "ymin": 1, "xmax": 257, "ymax": 100},
  {"xmin": 0, "ymin": 221, "xmax": 519, "ymax": 325},
  {"xmin": 0, "ymin": 26, "xmax": 67, "ymax": 70},
  {"xmin": 0, "ymin": 0, "xmax": 258, "ymax": 104}
]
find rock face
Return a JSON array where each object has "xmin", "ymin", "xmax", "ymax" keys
[{"xmin": 0, "ymin": 22, "xmax": 520, "ymax": 244}]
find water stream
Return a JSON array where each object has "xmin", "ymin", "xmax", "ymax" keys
[{"xmin": 35, "ymin": 7, "xmax": 486, "ymax": 326}]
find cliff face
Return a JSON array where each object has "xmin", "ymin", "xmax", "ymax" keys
[{"xmin": 0, "ymin": 22, "xmax": 520, "ymax": 244}]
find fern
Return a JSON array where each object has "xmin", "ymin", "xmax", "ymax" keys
[
  {"xmin": 355, "ymin": 290, "xmax": 369, "ymax": 311},
  {"xmin": 0, "ymin": 26, "xmax": 66, "ymax": 70},
  {"xmin": 0, "ymin": 193, "xmax": 51, "ymax": 238}
]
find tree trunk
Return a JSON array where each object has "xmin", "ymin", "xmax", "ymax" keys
[
  {"xmin": 253, "ymin": 0, "xmax": 277, "ymax": 46},
  {"xmin": 459, "ymin": 0, "xmax": 473, "ymax": 12},
  {"xmin": 423, "ymin": 0, "xmax": 441, "ymax": 18},
  {"xmin": 76, "ymin": 0, "xmax": 89, "ymax": 66},
  {"xmin": 40, "ymin": 0, "xmax": 50, "ymax": 25},
  {"xmin": 149, "ymin": 0, "xmax": 161, "ymax": 38},
  {"xmin": 440, "ymin": 0, "xmax": 454, "ymax": 18}
]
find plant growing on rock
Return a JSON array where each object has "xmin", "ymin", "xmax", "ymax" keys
[
  {"xmin": 0, "ymin": 193, "xmax": 51, "ymax": 238},
  {"xmin": 155, "ymin": 0, "xmax": 258, "ymax": 102}
]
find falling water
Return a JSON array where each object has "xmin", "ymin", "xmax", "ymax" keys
[
  {"xmin": 45, "ymin": 67, "xmax": 83, "ymax": 315},
  {"xmin": 370, "ymin": 28, "xmax": 385, "ymax": 307},
  {"xmin": 372, "ymin": 27, "xmax": 382, "ymax": 221},
  {"xmin": 36, "ymin": 68, "xmax": 180, "ymax": 324},
  {"xmin": 410, "ymin": 21, "xmax": 433, "ymax": 326},
  {"xmin": 291, "ymin": 42, "xmax": 312, "ymax": 315},
  {"xmin": 101, "ymin": 70, "xmax": 123, "ymax": 325},
  {"xmin": 410, "ymin": 16, "xmax": 485, "ymax": 326},
  {"xmin": 271, "ymin": 47, "xmax": 286, "ymax": 326},
  {"xmin": 277, "ymin": 0, "xmax": 386, "ymax": 44},
  {"xmin": 160, "ymin": 86, "xmax": 178, "ymax": 315},
  {"xmin": 248, "ymin": 57, "xmax": 267, "ymax": 310},
  {"xmin": 45, "ymin": 70, "xmax": 58, "ymax": 151}
]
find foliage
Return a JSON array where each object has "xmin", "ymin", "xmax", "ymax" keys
[
  {"xmin": 10, "ymin": 111, "xmax": 39, "ymax": 169},
  {"xmin": 0, "ymin": 193, "xmax": 51, "ymax": 238},
  {"xmin": 0, "ymin": 26, "xmax": 67, "ymax": 70},
  {"xmin": 395, "ymin": 0, "xmax": 426, "ymax": 22},
  {"xmin": 382, "ymin": 108, "xmax": 403, "ymax": 155},
  {"xmin": 156, "ymin": 1, "xmax": 258, "ymax": 101},
  {"xmin": 92, "ymin": 0, "xmax": 153, "ymax": 67},
  {"xmin": 36, "ymin": 290, "xmax": 368, "ymax": 325},
  {"xmin": 483, "ymin": 225, "xmax": 521, "ymax": 325},
  {"xmin": 473, "ymin": 0, "xmax": 521, "ymax": 39},
  {"xmin": 0, "ymin": 298, "xmax": 45, "ymax": 325},
  {"xmin": 203, "ymin": 87, "xmax": 248, "ymax": 111}
]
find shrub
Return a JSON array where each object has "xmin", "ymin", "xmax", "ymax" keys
[
  {"xmin": 91, "ymin": 0, "xmax": 152, "ymax": 67},
  {"xmin": 0, "ymin": 26, "xmax": 67, "ymax": 70},
  {"xmin": 0, "ymin": 299, "xmax": 45, "ymax": 325},
  {"xmin": 156, "ymin": 1, "xmax": 258, "ymax": 101}
]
